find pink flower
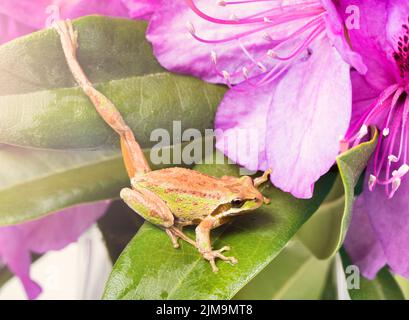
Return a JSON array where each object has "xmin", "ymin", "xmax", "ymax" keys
[
  {"xmin": 0, "ymin": 0, "xmax": 130, "ymax": 44},
  {"xmin": 0, "ymin": 0, "xmax": 131, "ymax": 299},
  {"xmin": 337, "ymin": 0, "xmax": 409, "ymax": 280},
  {"xmin": 0, "ymin": 202, "xmax": 109, "ymax": 299},
  {"xmin": 142, "ymin": 0, "xmax": 365, "ymax": 198}
]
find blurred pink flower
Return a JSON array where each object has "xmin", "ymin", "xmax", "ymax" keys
[
  {"xmin": 0, "ymin": 202, "xmax": 109, "ymax": 299},
  {"xmin": 0, "ymin": 0, "xmax": 132, "ymax": 300},
  {"xmin": 0, "ymin": 0, "xmax": 130, "ymax": 44}
]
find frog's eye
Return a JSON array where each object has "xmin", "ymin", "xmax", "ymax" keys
[{"xmin": 231, "ymin": 198, "xmax": 245, "ymax": 208}]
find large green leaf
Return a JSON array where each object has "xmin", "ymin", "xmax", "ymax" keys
[
  {"xmin": 395, "ymin": 276, "xmax": 409, "ymax": 300},
  {"xmin": 340, "ymin": 249, "xmax": 404, "ymax": 300},
  {"xmin": 233, "ymin": 240, "xmax": 331, "ymax": 300},
  {"xmin": 0, "ymin": 16, "xmax": 225, "ymax": 149},
  {"xmin": 0, "ymin": 138, "xmax": 209, "ymax": 226},
  {"xmin": 320, "ymin": 260, "xmax": 338, "ymax": 300},
  {"xmin": 103, "ymin": 156, "xmax": 336, "ymax": 300},
  {"xmin": 298, "ymin": 129, "xmax": 378, "ymax": 259}
]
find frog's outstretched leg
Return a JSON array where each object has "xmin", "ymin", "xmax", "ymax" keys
[
  {"xmin": 196, "ymin": 217, "xmax": 238, "ymax": 272},
  {"xmin": 53, "ymin": 19, "xmax": 150, "ymax": 177},
  {"xmin": 55, "ymin": 19, "xmax": 197, "ymax": 250}
]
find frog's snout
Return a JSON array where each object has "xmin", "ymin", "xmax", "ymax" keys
[{"xmin": 254, "ymin": 193, "xmax": 270, "ymax": 206}]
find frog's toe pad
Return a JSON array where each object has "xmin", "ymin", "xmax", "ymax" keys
[
  {"xmin": 165, "ymin": 228, "xmax": 180, "ymax": 249},
  {"xmin": 203, "ymin": 248, "xmax": 238, "ymax": 272}
]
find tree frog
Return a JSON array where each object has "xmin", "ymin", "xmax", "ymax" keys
[{"xmin": 54, "ymin": 20, "xmax": 271, "ymax": 272}]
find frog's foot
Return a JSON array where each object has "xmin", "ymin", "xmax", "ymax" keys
[
  {"xmin": 53, "ymin": 19, "xmax": 78, "ymax": 57},
  {"xmin": 166, "ymin": 226, "xmax": 196, "ymax": 249},
  {"xmin": 202, "ymin": 246, "xmax": 238, "ymax": 273},
  {"xmin": 165, "ymin": 228, "xmax": 180, "ymax": 248}
]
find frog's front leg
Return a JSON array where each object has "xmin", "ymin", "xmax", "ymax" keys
[
  {"xmin": 196, "ymin": 217, "xmax": 238, "ymax": 272},
  {"xmin": 120, "ymin": 187, "xmax": 195, "ymax": 248}
]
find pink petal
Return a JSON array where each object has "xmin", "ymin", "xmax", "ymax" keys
[
  {"xmin": 348, "ymin": 71, "xmax": 381, "ymax": 131},
  {"xmin": 216, "ymin": 38, "xmax": 351, "ymax": 198},
  {"xmin": 266, "ymin": 38, "xmax": 351, "ymax": 198},
  {"xmin": 121, "ymin": 0, "xmax": 161, "ymax": 20},
  {"xmin": 362, "ymin": 170, "xmax": 409, "ymax": 278},
  {"xmin": 344, "ymin": 193, "xmax": 387, "ymax": 279},
  {"xmin": 0, "ymin": 0, "xmax": 58, "ymax": 29},
  {"xmin": 215, "ymin": 78, "xmax": 271, "ymax": 173},
  {"xmin": 0, "ymin": 0, "xmax": 130, "ymax": 45},
  {"xmin": 0, "ymin": 201, "xmax": 109, "ymax": 299},
  {"xmin": 0, "ymin": 228, "xmax": 42, "ymax": 299},
  {"xmin": 320, "ymin": 0, "xmax": 367, "ymax": 74},
  {"xmin": 0, "ymin": 13, "xmax": 36, "ymax": 44},
  {"xmin": 385, "ymin": 0, "xmax": 409, "ymax": 49},
  {"xmin": 66, "ymin": 0, "xmax": 129, "ymax": 19},
  {"xmin": 338, "ymin": 0, "xmax": 397, "ymax": 90},
  {"xmin": 146, "ymin": 0, "xmax": 292, "ymax": 84}
]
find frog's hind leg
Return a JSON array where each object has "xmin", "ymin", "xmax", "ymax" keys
[
  {"xmin": 120, "ymin": 187, "xmax": 196, "ymax": 249},
  {"xmin": 53, "ymin": 19, "xmax": 150, "ymax": 177},
  {"xmin": 166, "ymin": 226, "xmax": 196, "ymax": 249}
]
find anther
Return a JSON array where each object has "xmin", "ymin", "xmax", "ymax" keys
[
  {"xmin": 383, "ymin": 127, "xmax": 390, "ymax": 137},
  {"xmin": 187, "ymin": 22, "xmax": 195, "ymax": 35},
  {"xmin": 217, "ymin": 0, "xmax": 226, "ymax": 6},
  {"xmin": 222, "ymin": 70, "xmax": 231, "ymax": 81},
  {"xmin": 230, "ymin": 13, "xmax": 239, "ymax": 21},
  {"xmin": 391, "ymin": 177, "xmax": 402, "ymax": 197},
  {"xmin": 357, "ymin": 125, "xmax": 368, "ymax": 139},
  {"xmin": 263, "ymin": 17, "xmax": 272, "ymax": 23},
  {"xmin": 263, "ymin": 32, "xmax": 272, "ymax": 42},
  {"xmin": 368, "ymin": 174, "xmax": 377, "ymax": 191},
  {"xmin": 210, "ymin": 51, "xmax": 217, "ymax": 65},
  {"xmin": 257, "ymin": 62, "xmax": 267, "ymax": 72},
  {"xmin": 388, "ymin": 154, "xmax": 398, "ymax": 163},
  {"xmin": 242, "ymin": 66, "xmax": 249, "ymax": 78},
  {"xmin": 397, "ymin": 163, "xmax": 409, "ymax": 177},
  {"xmin": 267, "ymin": 49, "xmax": 277, "ymax": 58}
]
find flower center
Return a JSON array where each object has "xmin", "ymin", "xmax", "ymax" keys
[
  {"xmin": 343, "ymin": 86, "xmax": 409, "ymax": 198},
  {"xmin": 186, "ymin": 0, "xmax": 327, "ymax": 87}
]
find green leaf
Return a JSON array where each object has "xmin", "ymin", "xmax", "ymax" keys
[
  {"xmin": 0, "ymin": 16, "xmax": 225, "ymax": 149},
  {"xmin": 0, "ymin": 138, "xmax": 208, "ymax": 226},
  {"xmin": 341, "ymin": 249, "xmax": 404, "ymax": 300},
  {"xmin": 233, "ymin": 240, "xmax": 331, "ymax": 300},
  {"xmin": 0, "ymin": 266, "xmax": 13, "ymax": 289},
  {"xmin": 102, "ymin": 155, "xmax": 336, "ymax": 300},
  {"xmin": 320, "ymin": 261, "xmax": 338, "ymax": 300},
  {"xmin": 0, "ymin": 145, "xmax": 125, "ymax": 226},
  {"xmin": 395, "ymin": 276, "xmax": 409, "ymax": 300},
  {"xmin": 298, "ymin": 129, "xmax": 378, "ymax": 259}
]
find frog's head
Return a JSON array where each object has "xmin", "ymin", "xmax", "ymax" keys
[{"xmin": 221, "ymin": 170, "xmax": 271, "ymax": 216}]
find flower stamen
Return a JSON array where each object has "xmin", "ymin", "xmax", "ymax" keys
[
  {"xmin": 349, "ymin": 86, "xmax": 409, "ymax": 198},
  {"xmin": 186, "ymin": 0, "xmax": 327, "ymax": 86}
]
